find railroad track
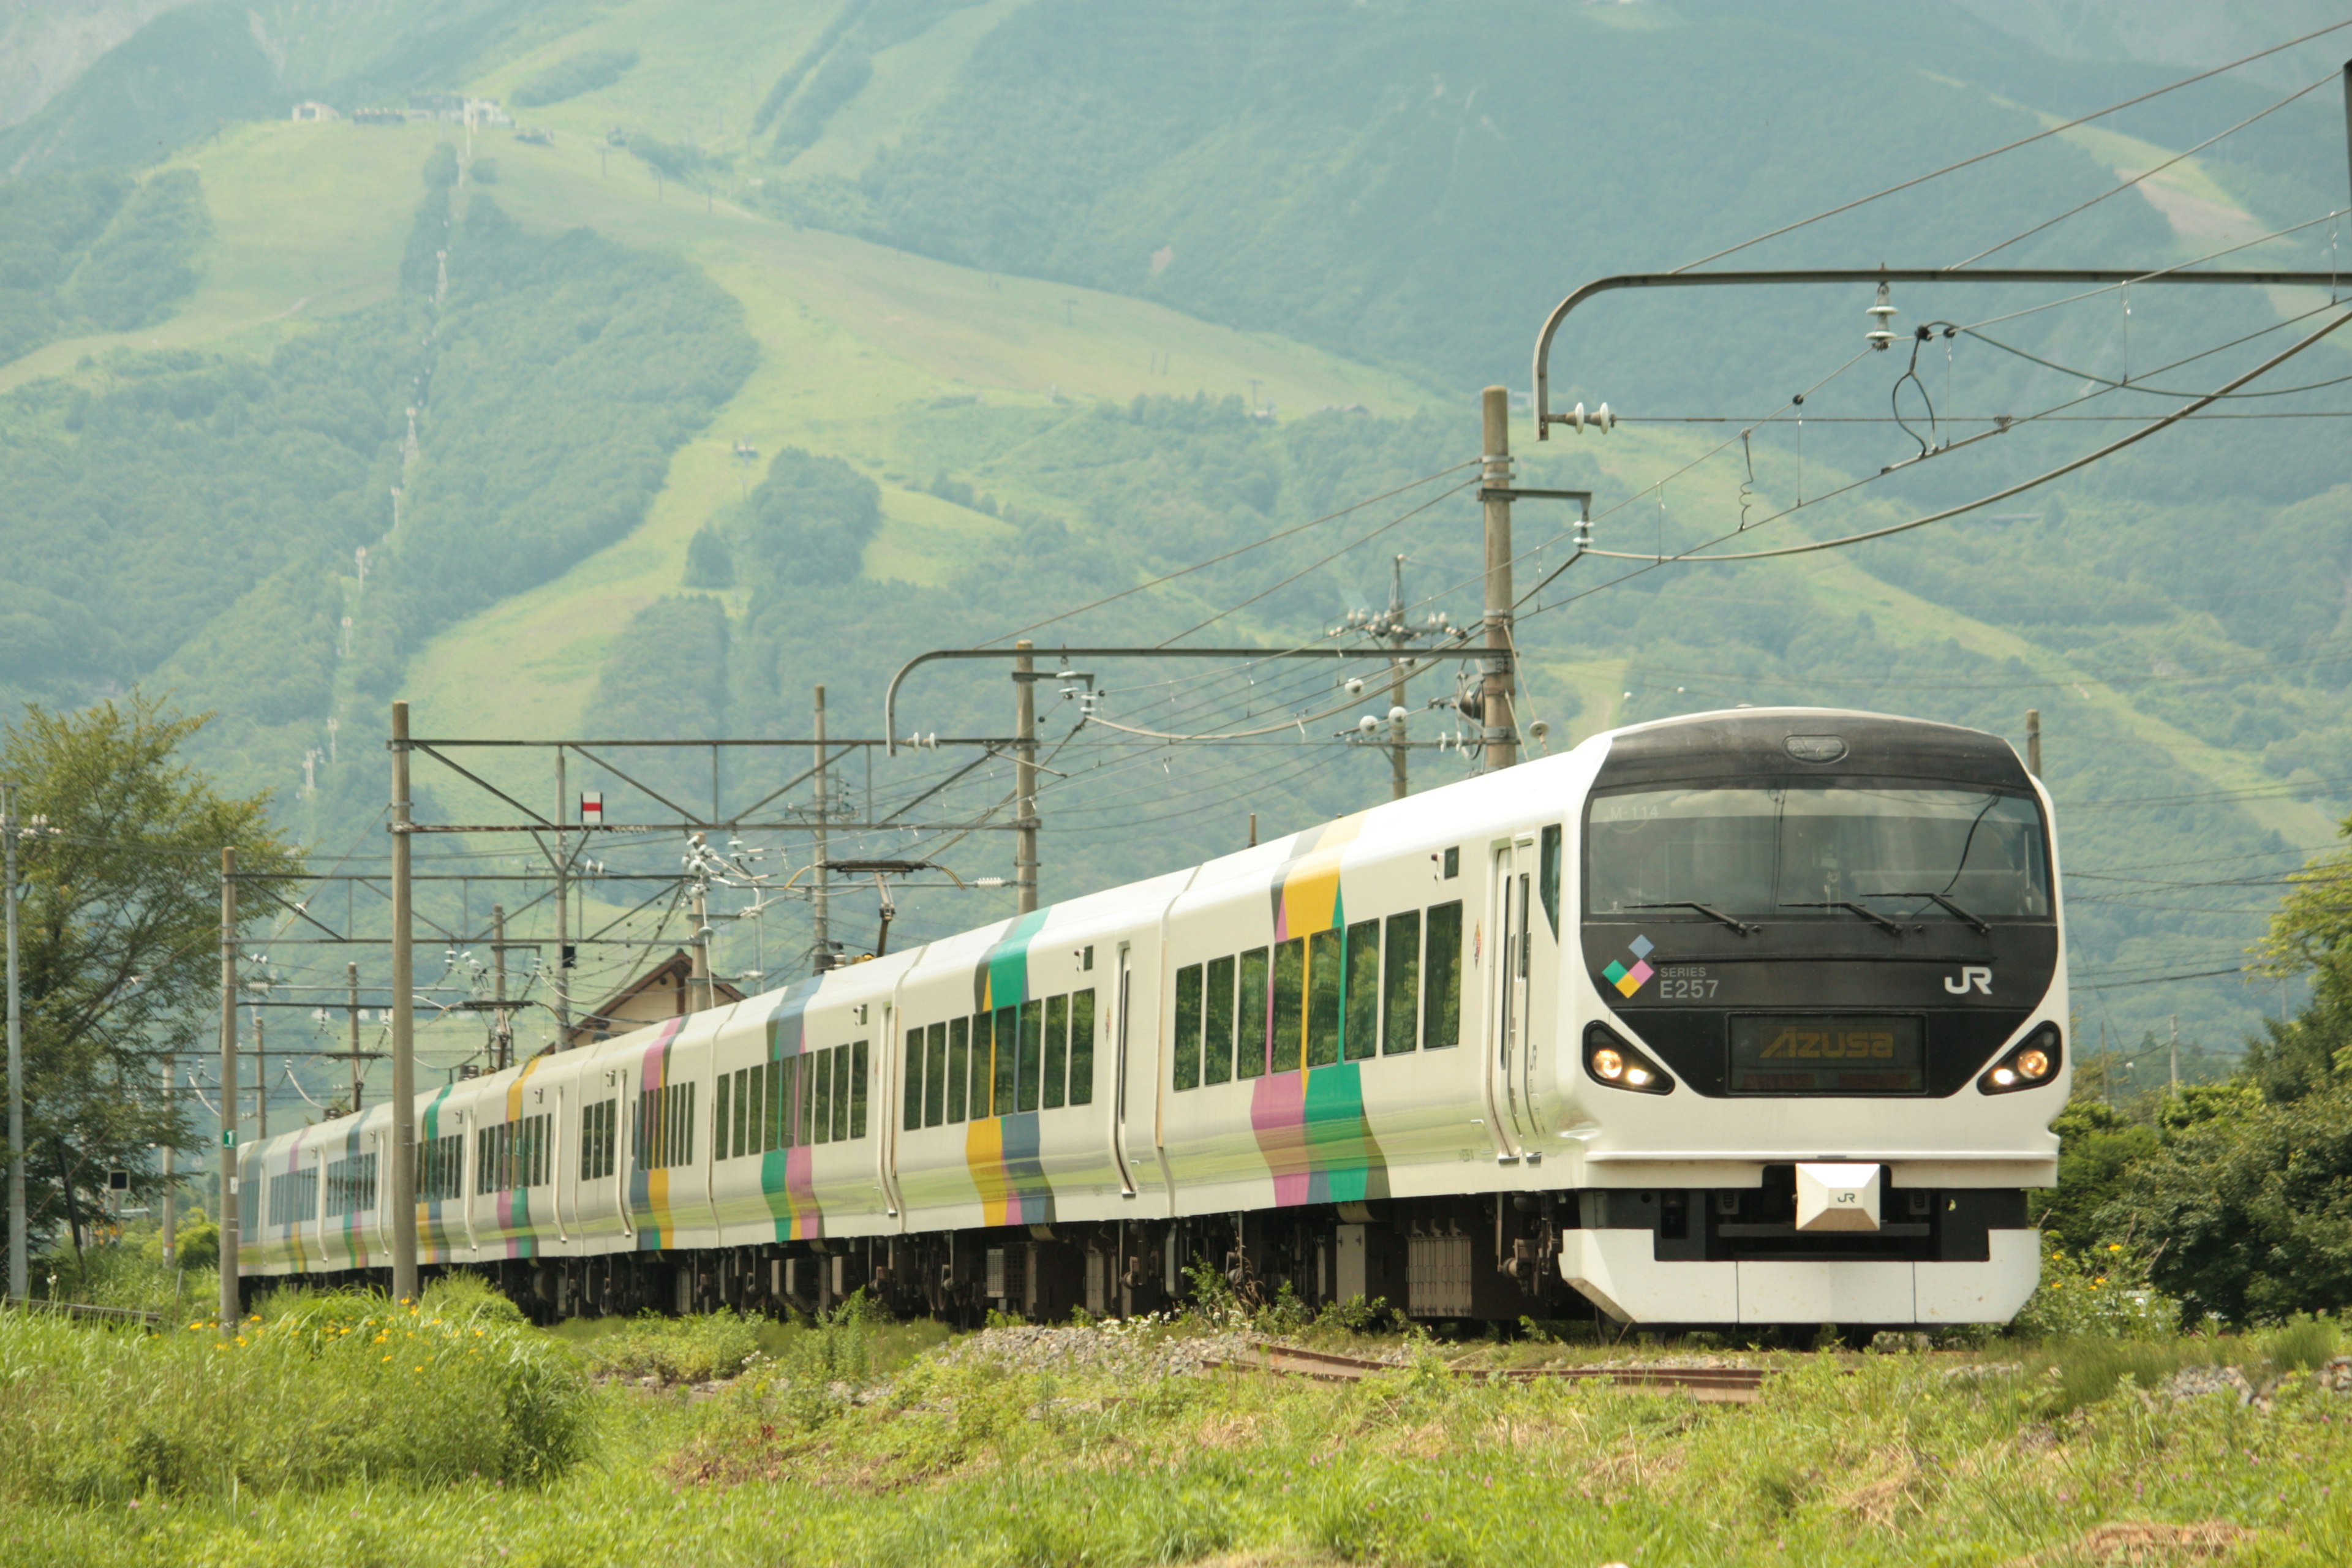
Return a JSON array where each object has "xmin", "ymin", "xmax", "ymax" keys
[
  {"xmin": 1215, "ymin": 1341, "xmax": 1772, "ymax": 1404},
  {"xmin": 2, "ymin": 1297, "xmax": 163, "ymax": 1329}
]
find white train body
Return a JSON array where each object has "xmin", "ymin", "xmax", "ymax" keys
[{"xmin": 238, "ymin": 708, "xmax": 2064, "ymax": 1327}]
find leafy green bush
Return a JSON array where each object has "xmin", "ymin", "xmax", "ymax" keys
[
  {"xmin": 0, "ymin": 1285, "xmax": 592, "ymax": 1503},
  {"xmin": 2011, "ymin": 1242, "xmax": 2178, "ymax": 1340},
  {"xmin": 569, "ymin": 1311, "xmax": 763, "ymax": 1385}
]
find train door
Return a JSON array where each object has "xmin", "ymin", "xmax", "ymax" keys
[
  {"xmin": 1109, "ymin": 943, "xmax": 1139, "ymax": 1197},
  {"xmin": 1487, "ymin": 834, "xmax": 1540, "ymax": 1155}
]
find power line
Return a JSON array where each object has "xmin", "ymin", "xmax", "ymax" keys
[{"xmin": 1670, "ymin": 15, "xmax": 2352, "ymax": 273}]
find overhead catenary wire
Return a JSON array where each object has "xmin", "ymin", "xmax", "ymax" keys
[
  {"xmin": 1950, "ymin": 67, "xmax": 2343, "ymax": 268},
  {"xmin": 1668, "ymin": 15, "xmax": 2352, "ymax": 274}
]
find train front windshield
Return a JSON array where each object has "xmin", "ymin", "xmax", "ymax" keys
[{"xmin": 1586, "ymin": 784, "xmax": 2050, "ymax": 924}]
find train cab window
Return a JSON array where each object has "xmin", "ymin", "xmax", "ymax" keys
[
  {"xmin": 1016, "ymin": 1003, "xmax": 1043, "ymax": 1114},
  {"xmin": 1042, "ymin": 995, "xmax": 1070, "ymax": 1109},
  {"xmin": 992, "ymin": 1006, "xmax": 1018, "ymax": 1116},
  {"xmin": 1202, "ymin": 957, "xmax": 1235, "ymax": 1085},
  {"xmin": 1270, "ymin": 938, "xmax": 1305, "ymax": 1073},
  {"xmin": 925, "ymin": 1022, "xmax": 949, "ymax": 1126},
  {"xmin": 1068, "ymin": 988, "xmax": 1096, "ymax": 1105},
  {"xmin": 1173, "ymin": 965, "xmax": 1204, "ymax": 1090},
  {"xmin": 1343, "ymin": 919, "xmax": 1379, "ymax": 1061},
  {"xmin": 1382, "ymin": 911, "xmax": 1421, "ymax": 1054},
  {"xmin": 946, "ymin": 1017, "xmax": 970, "ymax": 1124},
  {"xmin": 850, "ymin": 1039, "xmax": 869, "ymax": 1139},
  {"xmin": 1236, "ymin": 948, "xmax": 1270, "ymax": 1077},
  {"xmin": 1305, "ymin": 930, "xmax": 1342, "ymax": 1067},
  {"xmin": 1540, "ymin": 824, "xmax": 1562, "ymax": 935},
  {"xmin": 1423, "ymin": 900, "xmax": 1464, "ymax": 1049}
]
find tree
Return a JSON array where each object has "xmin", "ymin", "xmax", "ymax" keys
[{"xmin": 2, "ymin": 694, "xmax": 300, "ymax": 1261}]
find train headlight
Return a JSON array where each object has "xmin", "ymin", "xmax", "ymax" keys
[
  {"xmin": 1585, "ymin": 1024, "xmax": 1673, "ymax": 1095},
  {"xmin": 1978, "ymin": 1024, "xmax": 2062, "ymax": 1095}
]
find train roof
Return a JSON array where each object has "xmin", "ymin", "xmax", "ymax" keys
[{"xmin": 1587, "ymin": 706, "xmax": 2035, "ymax": 793}]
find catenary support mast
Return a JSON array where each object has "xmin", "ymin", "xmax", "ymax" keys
[
  {"xmin": 217, "ymin": 847, "xmax": 238, "ymax": 1325},
  {"xmin": 389, "ymin": 702, "xmax": 418, "ymax": 1304},
  {"xmin": 1481, "ymin": 385, "xmax": 1517, "ymax": 771}
]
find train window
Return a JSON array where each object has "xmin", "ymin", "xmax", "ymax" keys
[
  {"xmin": 1068, "ymin": 988, "xmax": 1096, "ymax": 1105},
  {"xmin": 832, "ymin": 1046, "xmax": 852, "ymax": 1142},
  {"xmin": 797, "ymin": 1054, "xmax": 816, "ymax": 1145},
  {"xmin": 1235, "ymin": 948, "xmax": 1269, "ymax": 1077},
  {"xmin": 812, "ymin": 1052, "xmax": 834, "ymax": 1145},
  {"xmin": 1202, "ymin": 956, "xmax": 1235, "ymax": 1085},
  {"xmin": 1271, "ymin": 938, "xmax": 1305, "ymax": 1073},
  {"xmin": 925, "ymin": 1022, "xmax": 948, "ymax": 1126},
  {"xmin": 993, "ymin": 1006, "xmax": 1018, "ymax": 1117},
  {"xmin": 1306, "ymin": 930, "xmax": 1342, "ymax": 1067},
  {"xmin": 1423, "ymin": 900, "xmax": 1463, "ymax": 1049},
  {"xmin": 1016, "ymin": 1002, "xmax": 1043, "ymax": 1114},
  {"xmin": 1043, "ymin": 994, "xmax": 1069, "ymax": 1109},
  {"xmin": 684, "ymin": 1082, "xmax": 695, "ymax": 1165},
  {"xmin": 903, "ymin": 1029, "xmax": 924, "ymax": 1133},
  {"xmin": 946, "ymin": 1017, "xmax": 970, "ymax": 1124},
  {"xmin": 1443, "ymin": 847, "xmax": 1459, "ymax": 878},
  {"xmin": 1540, "ymin": 824, "xmax": 1562, "ymax": 936},
  {"xmin": 750, "ymin": 1063, "xmax": 768, "ymax": 1155},
  {"xmin": 851, "ymin": 1039, "xmax": 870, "ymax": 1139},
  {"xmin": 1382, "ymin": 911, "xmax": 1420, "ymax": 1054},
  {"xmin": 716, "ymin": 1073, "xmax": 734, "ymax": 1159},
  {"xmin": 1343, "ymin": 920, "xmax": 1380, "ymax": 1061},
  {"xmin": 1172, "ymin": 965, "xmax": 1204, "ymax": 1090}
]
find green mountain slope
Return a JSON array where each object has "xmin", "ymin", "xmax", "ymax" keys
[{"xmin": 0, "ymin": 0, "xmax": 2344, "ymax": 1085}]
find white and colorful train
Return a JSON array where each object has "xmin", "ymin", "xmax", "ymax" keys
[{"xmin": 235, "ymin": 707, "xmax": 2067, "ymax": 1327}]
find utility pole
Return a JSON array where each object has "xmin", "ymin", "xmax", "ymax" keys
[
  {"xmin": 346, "ymin": 962, "xmax": 362, "ymax": 1112},
  {"xmin": 1015, "ymin": 640, "xmax": 1039, "ymax": 913},
  {"xmin": 159, "ymin": 1057, "xmax": 175, "ymax": 1264},
  {"xmin": 812, "ymin": 685, "xmax": 831, "ymax": 969},
  {"xmin": 2169, "ymin": 1014, "xmax": 2180, "ymax": 1097},
  {"xmin": 252, "ymin": 1012, "xmax": 266, "ymax": 1140},
  {"xmin": 217, "ymin": 846, "xmax": 238, "ymax": 1326},
  {"xmin": 4, "ymin": 780, "xmax": 24, "ymax": 1302},
  {"xmin": 552, "ymin": 749, "xmax": 569, "ymax": 1039},
  {"xmin": 1385, "ymin": 556, "xmax": 1411, "ymax": 801},
  {"xmin": 1480, "ymin": 386, "xmax": 1517, "ymax": 771},
  {"xmin": 689, "ymin": 882, "xmax": 713, "ymax": 1012},
  {"xmin": 2025, "ymin": 709, "xmax": 2043, "ymax": 777},
  {"xmin": 491, "ymin": 907, "xmax": 508, "ymax": 1071},
  {"xmin": 388, "ymin": 702, "xmax": 418, "ymax": 1305}
]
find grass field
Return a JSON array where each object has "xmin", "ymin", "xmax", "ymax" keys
[{"xmin": 2, "ymin": 1269, "xmax": 2348, "ymax": 1568}]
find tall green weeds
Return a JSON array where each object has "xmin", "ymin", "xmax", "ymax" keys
[{"xmin": 0, "ymin": 1276, "xmax": 591, "ymax": 1503}]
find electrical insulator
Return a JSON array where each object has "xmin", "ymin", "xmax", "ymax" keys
[
  {"xmin": 1569, "ymin": 401, "xmax": 1615, "ymax": 435},
  {"xmin": 1387, "ymin": 705, "xmax": 1408, "ymax": 723},
  {"xmin": 1867, "ymin": 281, "xmax": 1897, "ymax": 350}
]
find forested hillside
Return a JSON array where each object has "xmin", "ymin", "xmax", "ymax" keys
[{"xmin": 0, "ymin": 0, "xmax": 2345, "ymax": 1080}]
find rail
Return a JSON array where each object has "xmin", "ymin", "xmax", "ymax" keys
[
  {"xmin": 2, "ymin": 1296, "xmax": 164, "ymax": 1329},
  {"xmin": 1216, "ymin": 1340, "xmax": 1773, "ymax": 1403}
]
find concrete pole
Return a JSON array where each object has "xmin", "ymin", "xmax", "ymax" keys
[
  {"xmin": 1015, "ymin": 640, "xmax": 1039, "ymax": 913},
  {"xmin": 812, "ymin": 687, "xmax": 831, "ymax": 969},
  {"xmin": 491, "ymin": 906, "xmax": 508, "ymax": 1071},
  {"xmin": 4, "ymin": 782, "xmax": 24, "ymax": 1302},
  {"xmin": 690, "ymin": 883, "xmax": 712, "ymax": 1011},
  {"xmin": 2025, "ymin": 709, "xmax": 2043, "ymax": 777},
  {"xmin": 552, "ymin": 750, "xmax": 569, "ymax": 1039},
  {"xmin": 346, "ymin": 962, "xmax": 362, "ymax": 1112},
  {"xmin": 1480, "ymin": 386, "xmax": 1517, "ymax": 771},
  {"xmin": 217, "ymin": 847, "xmax": 239, "ymax": 1326},
  {"xmin": 159, "ymin": 1057, "xmax": 175, "ymax": 1265},
  {"xmin": 252, "ymin": 1012, "xmax": 266, "ymax": 1140},
  {"xmin": 2169, "ymin": 1014, "xmax": 2180, "ymax": 1097},
  {"xmin": 1386, "ymin": 554, "xmax": 1409, "ymax": 802},
  {"xmin": 389, "ymin": 702, "xmax": 418, "ymax": 1305}
]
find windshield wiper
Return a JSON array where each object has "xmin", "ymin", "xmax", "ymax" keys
[
  {"xmin": 1862, "ymin": 890, "xmax": 1991, "ymax": 935},
  {"xmin": 1626, "ymin": 901, "xmax": 1757, "ymax": 936},
  {"xmin": 1780, "ymin": 900, "xmax": 1909, "ymax": 935}
]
